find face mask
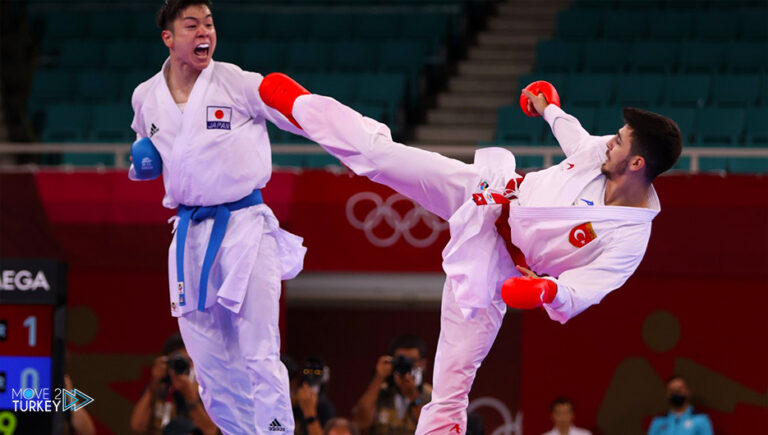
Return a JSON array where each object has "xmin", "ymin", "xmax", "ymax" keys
[{"xmin": 669, "ymin": 394, "xmax": 687, "ymax": 407}]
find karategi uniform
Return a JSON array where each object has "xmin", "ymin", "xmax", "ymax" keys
[
  {"xmin": 290, "ymin": 94, "xmax": 661, "ymax": 435},
  {"xmin": 129, "ymin": 59, "xmax": 306, "ymax": 434}
]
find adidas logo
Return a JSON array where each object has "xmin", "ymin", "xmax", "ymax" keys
[
  {"xmin": 268, "ymin": 419, "xmax": 285, "ymax": 432},
  {"xmin": 149, "ymin": 123, "xmax": 159, "ymax": 137}
]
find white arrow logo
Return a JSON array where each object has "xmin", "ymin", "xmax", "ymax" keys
[{"xmin": 62, "ymin": 388, "xmax": 94, "ymax": 411}]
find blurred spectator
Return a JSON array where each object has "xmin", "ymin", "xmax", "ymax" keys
[
  {"xmin": 324, "ymin": 418, "xmax": 360, "ymax": 435},
  {"xmin": 129, "ymin": 333, "xmax": 217, "ymax": 435},
  {"xmin": 648, "ymin": 376, "xmax": 713, "ymax": 435},
  {"xmin": 543, "ymin": 397, "xmax": 592, "ymax": 435},
  {"xmin": 64, "ymin": 374, "xmax": 96, "ymax": 435},
  {"xmin": 352, "ymin": 334, "xmax": 432, "ymax": 434},
  {"xmin": 292, "ymin": 356, "xmax": 336, "ymax": 435}
]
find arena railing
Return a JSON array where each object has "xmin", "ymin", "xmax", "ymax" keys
[{"xmin": 0, "ymin": 143, "xmax": 766, "ymax": 173}]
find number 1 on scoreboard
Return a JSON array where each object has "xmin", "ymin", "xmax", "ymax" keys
[{"xmin": 22, "ymin": 316, "xmax": 36, "ymax": 348}]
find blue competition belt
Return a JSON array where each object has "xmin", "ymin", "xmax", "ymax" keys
[{"xmin": 175, "ymin": 189, "xmax": 263, "ymax": 311}]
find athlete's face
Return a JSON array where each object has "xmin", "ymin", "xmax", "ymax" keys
[
  {"xmin": 163, "ymin": 4, "xmax": 217, "ymax": 71},
  {"xmin": 601, "ymin": 124, "xmax": 634, "ymax": 180}
]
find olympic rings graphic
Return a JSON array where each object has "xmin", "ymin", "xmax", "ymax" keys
[{"xmin": 345, "ymin": 192, "xmax": 448, "ymax": 248}]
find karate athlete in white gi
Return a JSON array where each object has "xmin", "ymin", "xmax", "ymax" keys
[
  {"xmin": 257, "ymin": 73, "xmax": 683, "ymax": 435},
  {"xmin": 127, "ymin": 2, "xmax": 307, "ymax": 433}
]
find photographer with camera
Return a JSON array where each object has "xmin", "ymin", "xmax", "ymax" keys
[
  {"xmin": 292, "ymin": 356, "xmax": 336, "ymax": 435},
  {"xmin": 130, "ymin": 333, "xmax": 217, "ymax": 434},
  {"xmin": 353, "ymin": 334, "xmax": 432, "ymax": 435}
]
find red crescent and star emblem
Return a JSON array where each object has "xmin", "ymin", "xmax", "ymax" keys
[{"xmin": 569, "ymin": 222, "xmax": 597, "ymax": 248}]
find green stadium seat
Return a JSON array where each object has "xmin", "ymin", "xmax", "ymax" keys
[
  {"xmin": 629, "ymin": 41, "xmax": 677, "ymax": 73},
  {"xmin": 41, "ymin": 103, "xmax": 91, "ymax": 142},
  {"xmin": 650, "ymin": 106, "xmax": 696, "ymax": 144},
  {"xmin": 694, "ymin": 107, "xmax": 745, "ymax": 146},
  {"xmin": 89, "ymin": 103, "xmax": 134, "ymax": 142},
  {"xmin": 745, "ymin": 107, "xmax": 768, "ymax": 146},
  {"xmin": 357, "ymin": 72, "xmax": 406, "ymax": 123},
  {"xmin": 616, "ymin": 0, "xmax": 664, "ymax": 7},
  {"xmin": 148, "ymin": 42, "xmax": 169, "ymax": 68},
  {"xmin": 712, "ymin": 74, "xmax": 762, "ymax": 107},
  {"xmin": 76, "ymin": 70, "xmax": 123, "ymax": 103},
  {"xmin": 739, "ymin": 10, "xmax": 768, "ymax": 41},
  {"xmin": 58, "ymin": 41, "xmax": 107, "ymax": 70},
  {"xmin": 495, "ymin": 105, "xmax": 545, "ymax": 144},
  {"xmin": 693, "ymin": 12, "xmax": 739, "ymax": 41},
  {"xmin": 663, "ymin": 74, "xmax": 711, "ymax": 107},
  {"xmin": 615, "ymin": 74, "xmax": 664, "ymax": 107},
  {"xmin": 595, "ymin": 106, "xmax": 623, "ymax": 136},
  {"xmin": 106, "ymin": 41, "xmax": 147, "ymax": 70},
  {"xmin": 41, "ymin": 12, "xmax": 89, "ymax": 41},
  {"xmin": 555, "ymin": 10, "xmax": 601, "ymax": 40},
  {"xmin": 350, "ymin": 103, "xmax": 387, "ymax": 123},
  {"xmin": 287, "ymin": 41, "xmax": 332, "ymax": 72},
  {"xmin": 725, "ymin": 42, "xmax": 768, "ymax": 73},
  {"xmin": 131, "ymin": 11, "xmax": 159, "ymax": 40},
  {"xmin": 535, "ymin": 41, "xmax": 583, "ymax": 73},
  {"xmin": 352, "ymin": 14, "xmax": 402, "ymax": 40},
  {"xmin": 213, "ymin": 41, "xmax": 242, "ymax": 65},
  {"xmin": 759, "ymin": 75, "xmax": 768, "ymax": 106},
  {"xmin": 401, "ymin": 13, "xmax": 449, "ymax": 54},
  {"xmin": 566, "ymin": 74, "xmax": 615, "ymax": 107},
  {"xmin": 571, "ymin": 0, "xmax": 614, "ymax": 7},
  {"xmin": 601, "ymin": 11, "xmax": 649, "ymax": 40},
  {"xmin": 679, "ymin": 42, "xmax": 725, "ymax": 73},
  {"xmin": 29, "ymin": 69, "xmax": 77, "ymax": 105},
  {"xmin": 89, "ymin": 12, "xmax": 132, "ymax": 39},
  {"xmin": 583, "ymin": 41, "xmax": 630, "ymax": 73},
  {"xmin": 332, "ymin": 41, "xmax": 379, "ymax": 72},
  {"xmin": 311, "ymin": 73, "xmax": 360, "ymax": 105},
  {"xmin": 241, "ymin": 41, "xmax": 289, "ymax": 73},
  {"xmin": 266, "ymin": 14, "xmax": 310, "ymax": 39},
  {"xmin": 214, "ymin": 11, "xmax": 266, "ymax": 39},
  {"xmin": 649, "ymin": 11, "xmax": 693, "ymax": 41},
  {"xmin": 308, "ymin": 14, "xmax": 354, "ymax": 41}
]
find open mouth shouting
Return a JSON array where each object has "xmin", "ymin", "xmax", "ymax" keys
[{"xmin": 194, "ymin": 43, "xmax": 210, "ymax": 58}]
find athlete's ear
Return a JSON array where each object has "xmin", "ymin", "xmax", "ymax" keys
[
  {"xmin": 629, "ymin": 155, "xmax": 646, "ymax": 173},
  {"xmin": 161, "ymin": 29, "xmax": 173, "ymax": 49}
]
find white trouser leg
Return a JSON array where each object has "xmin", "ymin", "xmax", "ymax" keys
[
  {"xmin": 416, "ymin": 281, "xmax": 506, "ymax": 435},
  {"xmin": 179, "ymin": 234, "xmax": 293, "ymax": 434},
  {"xmin": 233, "ymin": 233, "xmax": 294, "ymax": 434},
  {"xmin": 178, "ymin": 305, "xmax": 254, "ymax": 434}
]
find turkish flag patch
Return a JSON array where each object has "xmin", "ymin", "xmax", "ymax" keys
[{"xmin": 568, "ymin": 222, "xmax": 597, "ymax": 248}]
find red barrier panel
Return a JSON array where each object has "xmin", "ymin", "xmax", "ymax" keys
[{"xmin": 1, "ymin": 171, "xmax": 765, "ymax": 433}]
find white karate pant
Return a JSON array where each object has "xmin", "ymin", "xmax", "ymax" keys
[
  {"xmin": 415, "ymin": 281, "xmax": 507, "ymax": 435},
  {"xmin": 177, "ymin": 233, "xmax": 294, "ymax": 434}
]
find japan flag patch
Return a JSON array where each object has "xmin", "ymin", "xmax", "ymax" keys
[{"xmin": 206, "ymin": 106, "xmax": 232, "ymax": 130}]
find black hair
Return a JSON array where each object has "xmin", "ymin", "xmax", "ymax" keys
[
  {"xmin": 387, "ymin": 334, "xmax": 427, "ymax": 359},
  {"xmin": 550, "ymin": 396, "xmax": 573, "ymax": 412},
  {"xmin": 161, "ymin": 332, "xmax": 185, "ymax": 356},
  {"xmin": 156, "ymin": 0, "xmax": 212, "ymax": 31},
  {"xmin": 623, "ymin": 107, "xmax": 683, "ymax": 183}
]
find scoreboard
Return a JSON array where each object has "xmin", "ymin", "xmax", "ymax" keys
[{"xmin": 0, "ymin": 259, "xmax": 67, "ymax": 434}]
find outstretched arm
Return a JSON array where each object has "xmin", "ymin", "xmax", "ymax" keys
[
  {"xmin": 260, "ymin": 73, "xmax": 479, "ymax": 220},
  {"xmin": 523, "ymin": 88, "xmax": 606, "ymax": 158}
]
